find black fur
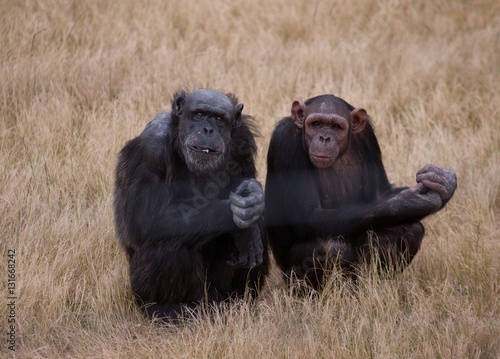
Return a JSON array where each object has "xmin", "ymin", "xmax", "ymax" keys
[{"xmin": 114, "ymin": 90, "xmax": 269, "ymax": 321}]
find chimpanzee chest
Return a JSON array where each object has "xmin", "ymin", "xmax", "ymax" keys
[{"xmin": 316, "ymin": 165, "xmax": 366, "ymax": 209}]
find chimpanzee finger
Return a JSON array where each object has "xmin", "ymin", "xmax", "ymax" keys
[
  {"xmin": 233, "ymin": 179, "xmax": 251, "ymax": 196},
  {"xmin": 416, "ymin": 171, "xmax": 444, "ymax": 185},
  {"xmin": 408, "ymin": 182, "xmax": 425, "ymax": 193},
  {"xmin": 442, "ymin": 169, "xmax": 457, "ymax": 191},
  {"xmin": 255, "ymin": 241, "xmax": 263, "ymax": 266},
  {"xmin": 232, "ymin": 213, "xmax": 261, "ymax": 228},
  {"xmin": 253, "ymin": 228, "xmax": 263, "ymax": 250},
  {"xmin": 417, "ymin": 187, "xmax": 442, "ymax": 206},
  {"xmin": 416, "ymin": 164, "xmax": 446, "ymax": 177},
  {"xmin": 247, "ymin": 214, "xmax": 262, "ymax": 228},
  {"xmin": 234, "ymin": 179, "xmax": 263, "ymax": 196},
  {"xmin": 255, "ymin": 253, "xmax": 263, "ymax": 266},
  {"xmin": 227, "ymin": 253, "xmax": 248, "ymax": 268},
  {"xmin": 247, "ymin": 251, "xmax": 257, "ymax": 268},
  {"xmin": 231, "ymin": 202, "xmax": 264, "ymax": 221},
  {"xmin": 244, "ymin": 179, "xmax": 263, "ymax": 193},
  {"xmin": 417, "ymin": 169, "xmax": 457, "ymax": 195},
  {"xmin": 230, "ymin": 191, "xmax": 264, "ymax": 208},
  {"xmin": 416, "ymin": 164, "xmax": 431, "ymax": 177},
  {"xmin": 419, "ymin": 180, "xmax": 448, "ymax": 198},
  {"xmin": 233, "ymin": 215, "xmax": 250, "ymax": 229},
  {"xmin": 229, "ymin": 260, "xmax": 248, "ymax": 268},
  {"xmin": 233, "ymin": 213, "xmax": 261, "ymax": 229}
]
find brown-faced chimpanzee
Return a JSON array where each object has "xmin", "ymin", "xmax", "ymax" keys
[
  {"xmin": 265, "ymin": 94, "xmax": 457, "ymax": 289},
  {"xmin": 114, "ymin": 89, "xmax": 269, "ymax": 321}
]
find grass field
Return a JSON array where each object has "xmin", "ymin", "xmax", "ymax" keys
[{"xmin": 1, "ymin": 0, "xmax": 499, "ymax": 357}]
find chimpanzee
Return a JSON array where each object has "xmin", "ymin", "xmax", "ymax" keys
[
  {"xmin": 265, "ymin": 94, "xmax": 457, "ymax": 289},
  {"xmin": 114, "ymin": 89, "xmax": 269, "ymax": 321}
]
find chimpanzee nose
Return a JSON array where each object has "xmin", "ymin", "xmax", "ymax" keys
[
  {"xmin": 320, "ymin": 135, "xmax": 330, "ymax": 143},
  {"xmin": 204, "ymin": 126, "xmax": 214, "ymax": 135}
]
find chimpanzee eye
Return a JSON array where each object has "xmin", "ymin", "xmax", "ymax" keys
[
  {"xmin": 196, "ymin": 112, "xmax": 204, "ymax": 117},
  {"xmin": 216, "ymin": 116, "xmax": 223, "ymax": 122},
  {"xmin": 332, "ymin": 123, "xmax": 342, "ymax": 129},
  {"xmin": 312, "ymin": 122, "xmax": 321, "ymax": 128}
]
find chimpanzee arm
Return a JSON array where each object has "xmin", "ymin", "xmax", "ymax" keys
[
  {"xmin": 227, "ymin": 224, "xmax": 264, "ymax": 268},
  {"xmin": 268, "ymin": 169, "xmax": 442, "ymax": 240},
  {"xmin": 305, "ymin": 183, "xmax": 442, "ymax": 238},
  {"xmin": 124, "ymin": 175, "xmax": 263, "ymax": 249},
  {"xmin": 121, "ymin": 170, "xmax": 237, "ymax": 250},
  {"xmin": 227, "ymin": 180, "xmax": 265, "ymax": 268}
]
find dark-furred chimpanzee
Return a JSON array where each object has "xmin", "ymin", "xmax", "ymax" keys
[
  {"xmin": 265, "ymin": 94, "xmax": 457, "ymax": 289},
  {"xmin": 114, "ymin": 89, "xmax": 269, "ymax": 321}
]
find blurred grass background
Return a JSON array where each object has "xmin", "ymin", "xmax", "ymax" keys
[{"xmin": 1, "ymin": 0, "xmax": 499, "ymax": 357}]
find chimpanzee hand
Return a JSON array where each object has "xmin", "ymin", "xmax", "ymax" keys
[
  {"xmin": 230, "ymin": 179, "xmax": 265, "ymax": 229},
  {"xmin": 394, "ymin": 182, "xmax": 442, "ymax": 216},
  {"xmin": 227, "ymin": 224, "xmax": 264, "ymax": 268},
  {"xmin": 416, "ymin": 164, "xmax": 457, "ymax": 207}
]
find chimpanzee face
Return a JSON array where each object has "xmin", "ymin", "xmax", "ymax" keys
[
  {"xmin": 173, "ymin": 89, "xmax": 243, "ymax": 175},
  {"xmin": 303, "ymin": 111, "xmax": 350, "ymax": 168},
  {"xmin": 291, "ymin": 96, "xmax": 367, "ymax": 169}
]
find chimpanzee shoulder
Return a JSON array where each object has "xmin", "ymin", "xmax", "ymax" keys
[
  {"xmin": 136, "ymin": 113, "xmax": 175, "ymax": 175},
  {"xmin": 267, "ymin": 117, "xmax": 311, "ymax": 172}
]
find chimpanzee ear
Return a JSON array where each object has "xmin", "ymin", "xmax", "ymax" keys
[
  {"xmin": 172, "ymin": 90, "xmax": 187, "ymax": 116},
  {"xmin": 351, "ymin": 108, "xmax": 368, "ymax": 134},
  {"xmin": 291, "ymin": 100, "xmax": 306, "ymax": 129},
  {"xmin": 233, "ymin": 103, "xmax": 244, "ymax": 128}
]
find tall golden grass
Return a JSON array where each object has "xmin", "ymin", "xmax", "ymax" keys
[{"xmin": 1, "ymin": 0, "xmax": 499, "ymax": 357}]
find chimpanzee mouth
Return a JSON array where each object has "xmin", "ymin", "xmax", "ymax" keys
[
  {"xmin": 310, "ymin": 155, "xmax": 331, "ymax": 160},
  {"xmin": 310, "ymin": 155, "xmax": 335, "ymax": 168},
  {"xmin": 189, "ymin": 145, "xmax": 222, "ymax": 155}
]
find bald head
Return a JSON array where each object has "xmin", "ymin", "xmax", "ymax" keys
[
  {"xmin": 189, "ymin": 89, "xmax": 233, "ymax": 110},
  {"xmin": 185, "ymin": 89, "xmax": 237, "ymax": 120},
  {"xmin": 304, "ymin": 94, "xmax": 352, "ymax": 120}
]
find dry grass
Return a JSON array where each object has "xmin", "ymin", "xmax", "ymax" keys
[{"xmin": 1, "ymin": 0, "xmax": 499, "ymax": 357}]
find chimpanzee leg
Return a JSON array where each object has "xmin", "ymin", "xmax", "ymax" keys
[
  {"xmin": 287, "ymin": 237, "xmax": 357, "ymax": 289},
  {"xmin": 358, "ymin": 222, "xmax": 425, "ymax": 272},
  {"xmin": 230, "ymin": 253, "xmax": 269, "ymax": 300},
  {"xmin": 129, "ymin": 244, "xmax": 208, "ymax": 321},
  {"xmin": 196, "ymin": 231, "xmax": 269, "ymax": 302}
]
